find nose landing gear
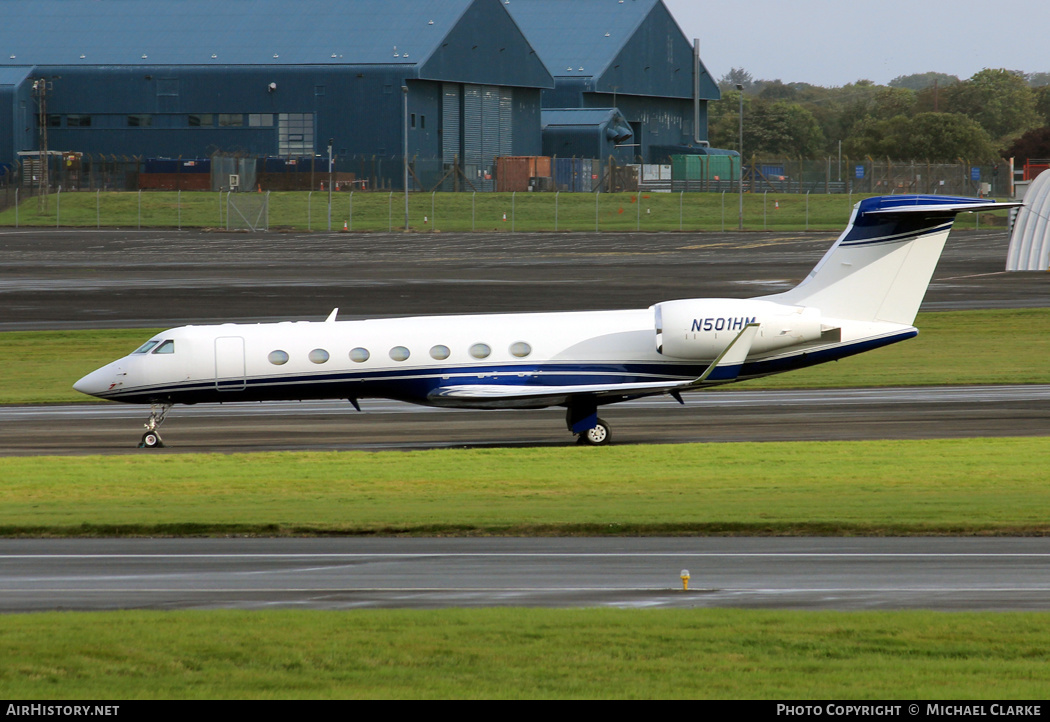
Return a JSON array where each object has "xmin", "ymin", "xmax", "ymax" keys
[{"xmin": 139, "ymin": 402, "xmax": 173, "ymax": 449}]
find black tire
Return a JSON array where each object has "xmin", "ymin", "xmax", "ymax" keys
[
  {"xmin": 140, "ymin": 431, "xmax": 164, "ymax": 449},
  {"xmin": 578, "ymin": 418, "xmax": 611, "ymax": 446}
]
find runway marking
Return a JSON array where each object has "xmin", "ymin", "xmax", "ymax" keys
[
  {"xmin": 3, "ymin": 587, "xmax": 1050, "ymax": 594},
  {"xmin": 938, "ymin": 272, "xmax": 1011, "ymax": 280},
  {"xmin": 5, "ymin": 553, "xmax": 1050, "ymax": 560}
]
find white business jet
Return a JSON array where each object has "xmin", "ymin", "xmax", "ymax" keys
[{"xmin": 74, "ymin": 194, "xmax": 1018, "ymax": 448}]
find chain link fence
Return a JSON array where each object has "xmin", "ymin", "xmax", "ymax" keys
[{"xmin": 737, "ymin": 157, "xmax": 1011, "ymax": 197}]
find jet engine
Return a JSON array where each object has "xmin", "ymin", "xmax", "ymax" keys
[{"xmin": 654, "ymin": 299, "xmax": 832, "ymax": 359}]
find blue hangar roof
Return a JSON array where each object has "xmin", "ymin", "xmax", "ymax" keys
[
  {"xmin": 0, "ymin": 0, "xmax": 552, "ymax": 86},
  {"xmin": 505, "ymin": 0, "xmax": 718, "ymax": 99}
]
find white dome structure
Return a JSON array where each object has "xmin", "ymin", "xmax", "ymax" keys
[{"xmin": 1007, "ymin": 169, "xmax": 1050, "ymax": 270}]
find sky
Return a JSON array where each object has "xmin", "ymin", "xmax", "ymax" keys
[{"xmin": 662, "ymin": 0, "xmax": 1050, "ymax": 88}]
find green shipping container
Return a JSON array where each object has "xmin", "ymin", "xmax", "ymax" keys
[{"xmin": 671, "ymin": 154, "xmax": 739, "ymax": 182}]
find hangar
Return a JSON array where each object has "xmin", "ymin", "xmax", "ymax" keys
[
  {"xmin": 0, "ymin": 0, "xmax": 552, "ymax": 189},
  {"xmin": 506, "ymin": 0, "xmax": 721, "ymax": 164},
  {"xmin": 0, "ymin": 0, "xmax": 721, "ymax": 188}
]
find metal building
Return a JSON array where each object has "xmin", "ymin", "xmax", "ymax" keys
[
  {"xmin": 506, "ymin": 0, "xmax": 721, "ymax": 164},
  {"xmin": 0, "ymin": 0, "xmax": 553, "ymax": 189}
]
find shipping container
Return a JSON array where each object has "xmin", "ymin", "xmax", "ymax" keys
[
  {"xmin": 495, "ymin": 156, "xmax": 552, "ymax": 192},
  {"xmin": 670, "ymin": 154, "xmax": 739, "ymax": 191},
  {"xmin": 552, "ymin": 157, "xmax": 596, "ymax": 192}
]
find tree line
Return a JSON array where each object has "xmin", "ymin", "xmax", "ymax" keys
[{"xmin": 708, "ymin": 69, "xmax": 1050, "ymax": 164}]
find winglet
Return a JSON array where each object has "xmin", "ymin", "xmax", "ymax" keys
[
  {"xmin": 325, "ymin": 308, "xmax": 339, "ymax": 323},
  {"xmin": 691, "ymin": 322, "xmax": 759, "ymax": 385}
]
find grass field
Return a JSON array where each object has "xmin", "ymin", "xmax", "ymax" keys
[
  {"xmin": 3, "ymin": 608, "xmax": 1049, "ymax": 699},
  {"xmin": 2, "ymin": 437, "xmax": 1049, "ymax": 536},
  {"xmin": 0, "ymin": 190, "xmax": 1013, "ymax": 232}
]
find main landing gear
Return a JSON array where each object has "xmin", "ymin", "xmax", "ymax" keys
[
  {"xmin": 566, "ymin": 401, "xmax": 612, "ymax": 446},
  {"xmin": 139, "ymin": 402, "xmax": 172, "ymax": 449},
  {"xmin": 576, "ymin": 418, "xmax": 611, "ymax": 446}
]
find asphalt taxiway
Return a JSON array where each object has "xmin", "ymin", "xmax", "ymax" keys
[{"xmin": 3, "ymin": 537, "xmax": 1049, "ymax": 612}]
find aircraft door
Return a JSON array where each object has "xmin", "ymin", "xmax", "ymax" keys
[{"xmin": 214, "ymin": 336, "xmax": 246, "ymax": 392}]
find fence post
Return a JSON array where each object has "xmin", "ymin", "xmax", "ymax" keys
[
  {"xmin": 721, "ymin": 190, "xmax": 725, "ymax": 231},
  {"xmin": 763, "ymin": 190, "xmax": 767, "ymax": 230},
  {"xmin": 555, "ymin": 190, "xmax": 559, "ymax": 231},
  {"xmin": 512, "ymin": 191, "xmax": 516, "ymax": 232},
  {"xmin": 388, "ymin": 191, "xmax": 392, "ymax": 232},
  {"xmin": 218, "ymin": 189, "xmax": 222, "ymax": 226},
  {"xmin": 431, "ymin": 190, "xmax": 436, "ymax": 232},
  {"xmin": 308, "ymin": 190, "xmax": 313, "ymax": 231},
  {"xmin": 226, "ymin": 191, "xmax": 231, "ymax": 231},
  {"xmin": 349, "ymin": 191, "xmax": 353, "ymax": 231},
  {"xmin": 636, "ymin": 190, "xmax": 640, "ymax": 231},
  {"xmin": 805, "ymin": 190, "xmax": 810, "ymax": 231},
  {"xmin": 595, "ymin": 190, "xmax": 599, "ymax": 232},
  {"xmin": 14, "ymin": 188, "xmax": 17, "ymax": 228},
  {"xmin": 265, "ymin": 191, "xmax": 270, "ymax": 231},
  {"xmin": 680, "ymin": 190, "xmax": 684, "ymax": 231},
  {"xmin": 177, "ymin": 189, "xmax": 181, "ymax": 230},
  {"xmin": 56, "ymin": 187, "xmax": 60, "ymax": 228},
  {"xmin": 472, "ymin": 191, "xmax": 476, "ymax": 231},
  {"xmin": 137, "ymin": 189, "xmax": 142, "ymax": 229},
  {"xmin": 97, "ymin": 189, "xmax": 101, "ymax": 229}
]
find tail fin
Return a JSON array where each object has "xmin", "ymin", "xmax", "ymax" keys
[{"xmin": 761, "ymin": 195, "xmax": 1019, "ymax": 325}]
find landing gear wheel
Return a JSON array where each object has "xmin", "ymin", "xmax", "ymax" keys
[
  {"xmin": 139, "ymin": 402, "xmax": 173, "ymax": 448},
  {"xmin": 577, "ymin": 418, "xmax": 611, "ymax": 446},
  {"xmin": 140, "ymin": 431, "xmax": 164, "ymax": 449}
]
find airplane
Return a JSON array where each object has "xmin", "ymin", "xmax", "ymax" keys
[{"xmin": 73, "ymin": 194, "xmax": 1019, "ymax": 449}]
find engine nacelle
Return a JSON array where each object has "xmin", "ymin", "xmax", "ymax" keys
[{"xmin": 654, "ymin": 298, "xmax": 827, "ymax": 359}]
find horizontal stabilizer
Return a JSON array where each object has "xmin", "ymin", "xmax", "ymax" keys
[{"xmin": 862, "ymin": 200, "xmax": 1020, "ymax": 216}]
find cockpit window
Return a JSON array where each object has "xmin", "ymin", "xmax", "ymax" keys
[
  {"xmin": 152, "ymin": 340, "xmax": 175, "ymax": 354},
  {"xmin": 132, "ymin": 340, "xmax": 160, "ymax": 354}
]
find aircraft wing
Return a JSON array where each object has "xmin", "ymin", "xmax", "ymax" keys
[{"xmin": 426, "ymin": 323, "xmax": 759, "ymax": 408}]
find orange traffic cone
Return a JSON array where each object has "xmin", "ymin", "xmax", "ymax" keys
[{"xmin": 342, "ymin": 221, "xmax": 348, "ymax": 232}]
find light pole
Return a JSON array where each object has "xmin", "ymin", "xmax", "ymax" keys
[
  {"xmin": 402, "ymin": 85, "xmax": 409, "ymax": 231},
  {"xmin": 736, "ymin": 83, "xmax": 744, "ymax": 231},
  {"xmin": 327, "ymin": 138, "xmax": 333, "ymax": 231}
]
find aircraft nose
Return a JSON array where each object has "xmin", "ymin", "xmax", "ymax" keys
[{"xmin": 73, "ymin": 364, "xmax": 123, "ymax": 398}]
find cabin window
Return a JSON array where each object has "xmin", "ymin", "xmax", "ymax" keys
[
  {"xmin": 429, "ymin": 345, "xmax": 450, "ymax": 360},
  {"xmin": 469, "ymin": 343, "xmax": 491, "ymax": 359},
  {"xmin": 268, "ymin": 350, "xmax": 289, "ymax": 365},
  {"xmin": 389, "ymin": 346, "xmax": 410, "ymax": 362},
  {"xmin": 350, "ymin": 347, "xmax": 370, "ymax": 363},
  {"xmin": 509, "ymin": 341, "xmax": 532, "ymax": 358},
  {"xmin": 132, "ymin": 340, "xmax": 160, "ymax": 354},
  {"xmin": 152, "ymin": 340, "xmax": 175, "ymax": 354},
  {"xmin": 308, "ymin": 349, "xmax": 330, "ymax": 364}
]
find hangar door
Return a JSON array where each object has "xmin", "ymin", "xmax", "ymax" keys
[{"xmin": 443, "ymin": 84, "xmax": 512, "ymax": 191}]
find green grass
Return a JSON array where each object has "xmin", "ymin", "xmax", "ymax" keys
[
  {"xmin": 0, "ymin": 190, "xmax": 1016, "ymax": 232},
  {"xmin": 2, "ymin": 609, "xmax": 1048, "ymax": 698},
  {"xmin": 7, "ymin": 308, "xmax": 1049, "ymax": 405},
  {"xmin": 3, "ymin": 438, "xmax": 1050, "ymax": 536}
]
